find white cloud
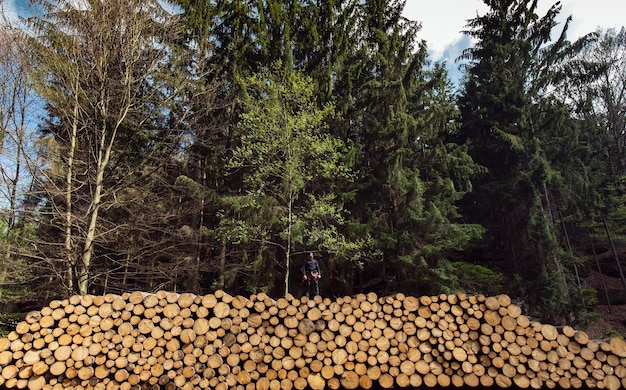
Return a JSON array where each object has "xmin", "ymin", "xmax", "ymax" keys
[
  {"xmin": 403, "ymin": 0, "xmax": 625, "ymax": 62},
  {"xmin": 560, "ymin": 0, "xmax": 623, "ymax": 38},
  {"xmin": 403, "ymin": 1, "xmax": 488, "ymax": 61}
]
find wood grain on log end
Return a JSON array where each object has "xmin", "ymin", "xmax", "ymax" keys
[{"xmin": 0, "ymin": 291, "xmax": 624, "ymax": 390}]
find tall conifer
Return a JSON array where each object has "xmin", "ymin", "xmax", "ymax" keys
[
  {"xmin": 327, "ymin": 0, "xmax": 483, "ymax": 294},
  {"xmin": 456, "ymin": 0, "xmax": 590, "ymax": 319}
]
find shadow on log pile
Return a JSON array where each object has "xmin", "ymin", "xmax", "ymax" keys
[{"xmin": 0, "ymin": 290, "xmax": 625, "ymax": 390}]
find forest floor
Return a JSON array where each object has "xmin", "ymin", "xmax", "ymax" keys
[
  {"xmin": 583, "ymin": 269, "xmax": 626, "ymax": 340},
  {"xmin": 586, "ymin": 303, "xmax": 626, "ymax": 340}
]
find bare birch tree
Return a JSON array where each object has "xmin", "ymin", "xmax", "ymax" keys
[{"xmin": 25, "ymin": 0, "xmax": 182, "ymax": 295}]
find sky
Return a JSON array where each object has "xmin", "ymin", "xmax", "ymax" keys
[
  {"xmin": 3, "ymin": 0, "xmax": 622, "ymax": 49},
  {"xmin": 2, "ymin": 0, "xmax": 624, "ymax": 81},
  {"xmin": 403, "ymin": 0, "xmax": 625, "ymax": 63}
]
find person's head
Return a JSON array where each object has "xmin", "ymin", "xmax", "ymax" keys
[{"xmin": 308, "ymin": 252, "xmax": 314, "ymax": 259}]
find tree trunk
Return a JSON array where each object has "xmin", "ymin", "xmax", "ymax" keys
[
  {"xmin": 603, "ymin": 216, "xmax": 626, "ymax": 296},
  {"xmin": 217, "ymin": 241, "xmax": 226, "ymax": 290},
  {"xmin": 0, "ymin": 130, "xmax": 21, "ymax": 299},
  {"xmin": 587, "ymin": 227, "xmax": 612, "ymax": 311},
  {"xmin": 78, "ymin": 119, "xmax": 117, "ymax": 295},
  {"xmin": 285, "ymin": 193, "xmax": 292, "ymax": 296},
  {"xmin": 64, "ymin": 94, "xmax": 80, "ymax": 294}
]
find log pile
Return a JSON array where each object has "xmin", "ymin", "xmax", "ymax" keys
[{"xmin": 0, "ymin": 290, "xmax": 625, "ymax": 390}]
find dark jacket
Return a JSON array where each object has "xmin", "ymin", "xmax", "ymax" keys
[{"xmin": 301, "ymin": 257, "xmax": 321, "ymax": 277}]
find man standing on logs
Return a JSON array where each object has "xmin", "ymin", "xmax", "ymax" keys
[{"xmin": 301, "ymin": 252, "xmax": 321, "ymax": 298}]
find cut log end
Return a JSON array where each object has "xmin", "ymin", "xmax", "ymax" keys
[{"xmin": 0, "ymin": 291, "xmax": 623, "ymax": 390}]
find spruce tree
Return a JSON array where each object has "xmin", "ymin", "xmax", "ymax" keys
[
  {"xmin": 328, "ymin": 0, "xmax": 483, "ymax": 294},
  {"xmin": 456, "ymin": 0, "xmax": 590, "ymax": 319}
]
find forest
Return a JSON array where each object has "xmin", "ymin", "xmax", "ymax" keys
[{"xmin": 0, "ymin": 0, "xmax": 625, "ymax": 335}]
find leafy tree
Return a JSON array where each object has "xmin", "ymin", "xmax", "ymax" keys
[
  {"xmin": 563, "ymin": 29, "xmax": 626, "ymax": 286},
  {"xmin": 169, "ymin": 0, "xmax": 255, "ymax": 292},
  {"xmin": 5, "ymin": 0, "xmax": 610, "ymax": 306},
  {"xmin": 176, "ymin": 1, "xmax": 389, "ymax": 296},
  {"xmin": 583, "ymin": 28, "xmax": 626, "ymax": 176},
  {"xmin": 291, "ymin": 0, "xmax": 358, "ymax": 100},
  {"xmin": 223, "ymin": 69, "xmax": 362, "ymax": 296},
  {"xmin": 559, "ymin": 28, "xmax": 626, "ymax": 216}
]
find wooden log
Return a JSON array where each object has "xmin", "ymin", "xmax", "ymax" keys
[
  {"xmin": 3, "ymin": 291, "xmax": 626, "ymax": 390},
  {"xmin": 610, "ymin": 338, "xmax": 626, "ymax": 358},
  {"xmin": 604, "ymin": 374, "xmax": 621, "ymax": 390},
  {"xmin": 484, "ymin": 310, "xmax": 501, "ymax": 327},
  {"xmin": 485, "ymin": 296, "xmax": 501, "ymax": 311}
]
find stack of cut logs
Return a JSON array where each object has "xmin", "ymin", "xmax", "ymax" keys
[{"xmin": 0, "ymin": 290, "xmax": 626, "ymax": 390}]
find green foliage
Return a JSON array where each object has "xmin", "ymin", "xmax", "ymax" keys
[
  {"xmin": 0, "ymin": 0, "xmax": 617, "ymax": 323},
  {"xmin": 174, "ymin": 176, "xmax": 213, "ymax": 200},
  {"xmin": 455, "ymin": 0, "xmax": 598, "ymax": 323},
  {"xmin": 605, "ymin": 327, "xmax": 625, "ymax": 339},
  {"xmin": 0, "ymin": 312, "xmax": 22, "ymax": 338},
  {"xmin": 0, "ymin": 214, "xmax": 41, "ymax": 301},
  {"xmin": 447, "ymin": 261, "xmax": 505, "ymax": 296},
  {"xmin": 599, "ymin": 176, "xmax": 626, "ymax": 239},
  {"xmin": 320, "ymin": 1, "xmax": 485, "ymax": 295},
  {"xmin": 529, "ymin": 248, "xmax": 594, "ymax": 324},
  {"xmin": 222, "ymin": 69, "xmax": 367, "ymax": 294}
]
